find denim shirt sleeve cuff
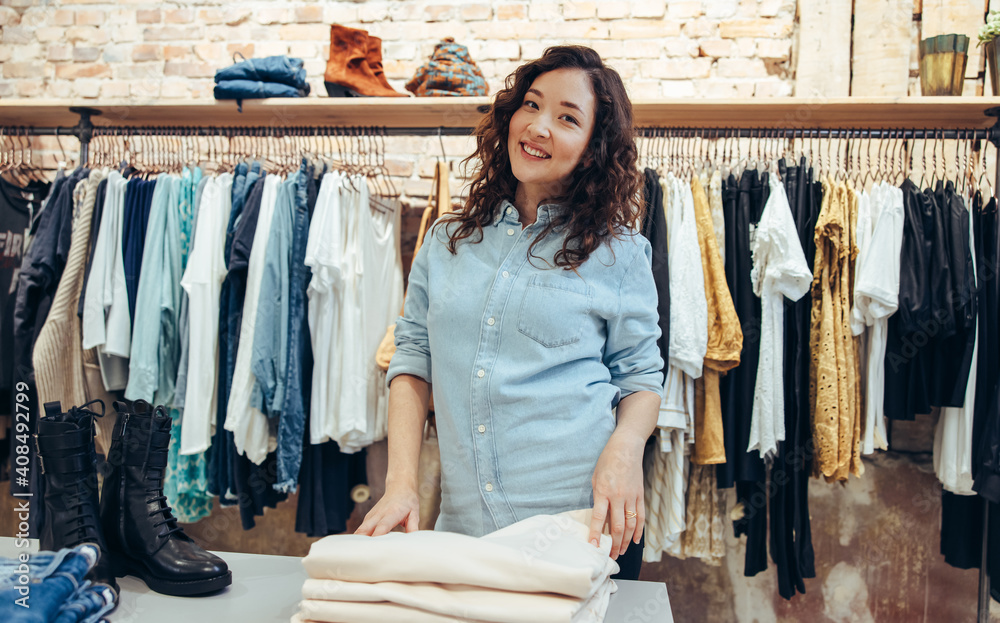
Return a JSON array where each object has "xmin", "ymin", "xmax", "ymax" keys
[
  {"xmin": 611, "ymin": 370, "xmax": 664, "ymax": 400},
  {"xmin": 386, "ymin": 352, "xmax": 432, "ymax": 388}
]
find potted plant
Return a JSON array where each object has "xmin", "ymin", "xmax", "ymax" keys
[{"xmin": 979, "ymin": 9, "xmax": 1000, "ymax": 95}]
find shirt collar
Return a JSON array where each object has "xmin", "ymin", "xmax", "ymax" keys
[{"xmin": 492, "ymin": 199, "xmax": 569, "ymax": 227}]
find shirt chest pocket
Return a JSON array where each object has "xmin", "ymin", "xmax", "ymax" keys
[{"xmin": 517, "ymin": 275, "xmax": 594, "ymax": 348}]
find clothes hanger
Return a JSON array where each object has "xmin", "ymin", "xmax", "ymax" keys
[
  {"xmin": 904, "ymin": 132, "xmax": 915, "ymax": 186},
  {"xmin": 370, "ymin": 127, "xmax": 387, "ymax": 200},
  {"xmin": 729, "ymin": 128, "xmax": 738, "ymax": 176},
  {"xmin": 669, "ymin": 130, "xmax": 677, "ymax": 178},
  {"xmin": 659, "ymin": 130, "xmax": 668, "ymax": 175},
  {"xmin": 709, "ymin": 128, "xmax": 718, "ymax": 174},
  {"xmin": 771, "ymin": 128, "xmax": 780, "ymax": 174},
  {"xmin": 164, "ymin": 130, "xmax": 173, "ymax": 175},
  {"xmin": 663, "ymin": 130, "xmax": 672, "ymax": 176},
  {"xmin": 13, "ymin": 128, "xmax": 35, "ymax": 187},
  {"xmin": 824, "ymin": 129, "xmax": 834, "ymax": 181},
  {"xmin": 685, "ymin": 130, "xmax": 694, "ymax": 179},
  {"xmin": 829, "ymin": 129, "xmax": 839, "ymax": 183},
  {"xmin": 368, "ymin": 127, "xmax": 382, "ymax": 187},
  {"xmin": 292, "ymin": 127, "xmax": 304, "ymax": 171},
  {"xmin": 684, "ymin": 131, "xmax": 693, "ymax": 178},
  {"xmin": 755, "ymin": 127, "xmax": 764, "ymax": 173},
  {"xmin": 869, "ymin": 130, "xmax": 879, "ymax": 188},
  {"xmin": 365, "ymin": 128, "xmax": 390, "ymax": 211},
  {"xmin": 331, "ymin": 127, "xmax": 344, "ymax": 173},
  {"xmin": 964, "ymin": 130, "xmax": 975, "ymax": 197},
  {"xmin": 846, "ymin": 130, "xmax": 858, "ymax": 188},
  {"xmin": 26, "ymin": 130, "xmax": 48, "ymax": 184},
  {"xmin": 932, "ymin": 128, "xmax": 941, "ymax": 187},
  {"xmin": 889, "ymin": 129, "xmax": 899, "ymax": 185},
  {"xmin": 738, "ymin": 129, "xmax": 749, "ymax": 174},
  {"xmin": 7, "ymin": 129, "xmax": 26, "ymax": 186},
  {"xmin": 882, "ymin": 129, "xmax": 893, "ymax": 187},
  {"xmin": 383, "ymin": 128, "xmax": 398, "ymax": 199},
  {"xmin": 665, "ymin": 128, "xmax": 673, "ymax": 175},
  {"xmin": 895, "ymin": 129, "xmax": 906, "ymax": 187},
  {"xmin": 639, "ymin": 128, "xmax": 652, "ymax": 169},
  {"xmin": 874, "ymin": 130, "xmax": 883, "ymax": 188},
  {"xmin": 917, "ymin": 132, "xmax": 928, "ymax": 189},
  {"xmin": 0, "ymin": 127, "xmax": 9, "ymax": 173},
  {"xmin": 152, "ymin": 130, "xmax": 162, "ymax": 177},
  {"xmin": 842, "ymin": 129, "xmax": 852, "ymax": 183},
  {"xmin": 932, "ymin": 130, "xmax": 948, "ymax": 186},
  {"xmin": 763, "ymin": 127, "xmax": 771, "ymax": 173},
  {"xmin": 670, "ymin": 129, "xmax": 678, "ymax": 175}
]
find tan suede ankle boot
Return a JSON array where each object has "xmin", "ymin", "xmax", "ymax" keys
[{"xmin": 324, "ymin": 25, "xmax": 407, "ymax": 97}]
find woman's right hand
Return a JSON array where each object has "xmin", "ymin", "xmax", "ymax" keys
[{"xmin": 354, "ymin": 485, "xmax": 421, "ymax": 536}]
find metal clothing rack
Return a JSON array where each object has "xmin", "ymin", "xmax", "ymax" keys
[
  {"xmin": 5, "ymin": 104, "xmax": 1000, "ymax": 165},
  {"xmin": 5, "ymin": 103, "xmax": 1000, "ymax": 622}
]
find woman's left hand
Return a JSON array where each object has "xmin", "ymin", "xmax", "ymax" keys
[{"xmin": 589, "ymin": 434, "xmax": 645, "ymax": 560}]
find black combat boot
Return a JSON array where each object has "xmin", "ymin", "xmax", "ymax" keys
[
  {"xmin": 36, "ymin": 399, "xmax": 119, "ymax": 597},
  {"xmin": 100, "ymin": 400, "xmax": 232, "ymax": 596}
]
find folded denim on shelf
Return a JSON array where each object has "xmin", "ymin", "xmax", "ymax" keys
[
  {"xmin": 0, "ymin": 544, "xmax": 116, "ymax": 623},
  {"xmin": 214, "ymin": 79, "xmax": 310, "ymax": 101},
  {"xmin": 214, "ymin": 55, "xmax": 309, "ymax": 90}
]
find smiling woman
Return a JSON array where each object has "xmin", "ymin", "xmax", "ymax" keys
[
  {"xmin": 443, "ymin": 45, "xmax": 645, "ymax": 270},
  {"xmin": 507, "ymin": 68, "xmax": 595, "ymax": 225},
  {"xmin": 356, "ymin": 46, "xmax": 664, "ymax": 584}
]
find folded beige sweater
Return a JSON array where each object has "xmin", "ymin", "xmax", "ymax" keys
[
  {"xmin": 295, "ymin": 509, "xmax": 619, "ymax": 623},
  {"xmin": 301, "ymin": 509, "xmax": 616, "ymax": 599},
  {"xmin": 297, "ymin": 575, "xmax": 615, "ymax": 623}
]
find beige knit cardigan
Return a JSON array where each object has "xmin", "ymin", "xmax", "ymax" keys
[{"xmin": 33, "ymin": 169, "xmax": 117, "ymax": 454}]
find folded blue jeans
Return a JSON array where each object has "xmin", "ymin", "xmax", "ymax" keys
[
  {"xmin": 214, "ymin": 55, "xmax": 309, "ymax": 90},
  {"xmin": 0, "ymin": 544, "xmax": 115, "ymax": 623},
  {"xmin": 214, "ymin": 80, "xmax": 308, "ymax": 100}
]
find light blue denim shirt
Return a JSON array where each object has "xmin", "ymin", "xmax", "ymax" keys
[
  {"xmin": 388, "ymin": 199, "xmax": 664, "ymax": 537},
  {"xmin": 251, "ymin": 173, "xmax": 296, "ymax": 416},
  {"xmin": 125, "ymin": 174, "xmax": 181, "ymax": 405}
]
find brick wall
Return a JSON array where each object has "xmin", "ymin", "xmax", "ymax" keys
[
  {"xmin": 0, "ymin": 0, "xmax": 798, "ymax": 216},
  {"xmin": 0, "ymin": 0, "xmax": 797, "ymax": 101}
]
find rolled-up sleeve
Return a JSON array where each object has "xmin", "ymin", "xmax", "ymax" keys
[
  {"xmin": 603, "ymin": 240, "xmax": 665, "ymax": 400},
  {"xmin": 387, "ymin": 235, "xmax": 433, "ymax": 386}
]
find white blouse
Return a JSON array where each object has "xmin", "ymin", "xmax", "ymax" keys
[{"xmin": 748, "ymin": 172, "xmax": 812, "ymax": 460}]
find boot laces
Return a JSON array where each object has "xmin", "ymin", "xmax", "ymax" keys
[
  {"xmin": 62, "ymin": 399, "xmax": 106, "ymax": 547},
  {"xmin": 141, "ymin": 406, "xmax": 183, "ymax": 539},
  {"xmin": 63, "ymin": 485, "xmax": 101, "ymax": 546}
]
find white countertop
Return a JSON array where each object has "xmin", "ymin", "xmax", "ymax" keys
[{"xmin": 0, "ymin": 537, "xmax": 673, "ymax": 622}]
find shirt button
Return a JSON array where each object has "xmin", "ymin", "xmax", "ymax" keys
[
  {"xmin": 502, "ymin": 271, "xmax": 510, "ymax": 279},
  {"xmin": 485, "ymin": 482, "xmax": 493, "ymax": 492},
  {"xmin": 506, "ymin": 207, "xmax": 513, "ymax": 215},
  {"xmin": 507, "ymin": 228, "xmax": 515, "ymax": 236},
  {"xmin": 487, "ymin": 317, "xmax": 495, "ymax": 326},
  {"xmin": 478, "ymin": 424, "xmax": 486, "ymax": 433},
  {"xmin": 477, "ymin": 369, "xmax": 485, "ymax": 378}
]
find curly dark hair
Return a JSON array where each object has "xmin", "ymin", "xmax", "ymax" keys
[{"xmin": 442, "ymin": 45, "xmax": 643, "ymax": 270}]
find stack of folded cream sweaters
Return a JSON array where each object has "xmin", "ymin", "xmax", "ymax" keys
[{"xmin": 292, "ymin": 509, "xmax": 619, "ymax": 623}]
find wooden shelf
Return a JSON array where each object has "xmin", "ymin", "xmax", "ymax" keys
[{"xmin": 1, "ymin": 97, "xmax": 999, "ymax": 130}]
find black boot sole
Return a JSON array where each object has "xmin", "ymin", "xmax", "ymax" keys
[{"xmin": 114, "ymin": 558, "xmax": 233, "ymax": 596}]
